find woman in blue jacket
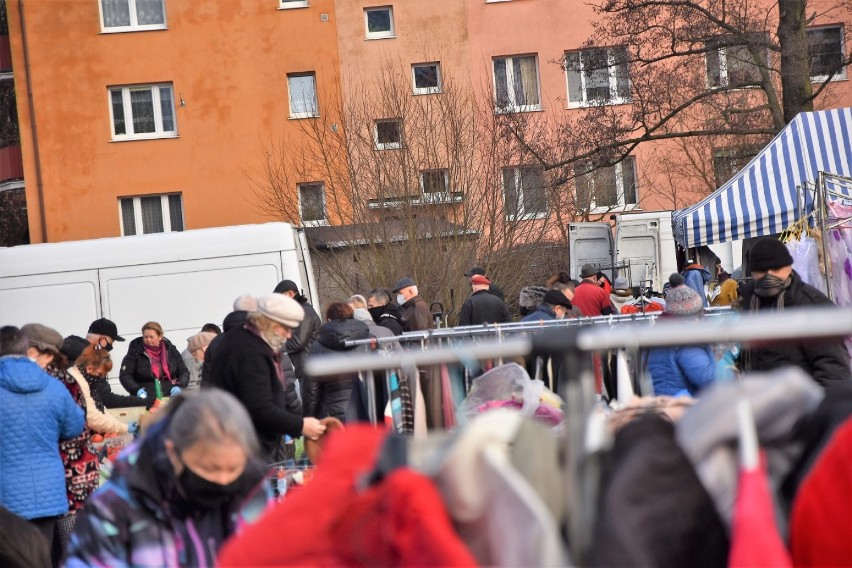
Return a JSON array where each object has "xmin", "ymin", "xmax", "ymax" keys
[
  {"xmin": 646, "ymin": 276, "xmax": 718, "ymax": 397},
  {"xmin": 0, "ymin": 324, "xmax": 84, "ymax": 566}
]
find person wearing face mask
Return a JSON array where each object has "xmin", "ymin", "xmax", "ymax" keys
[
  {"xmin": 119, "ymin": 322, "xmax": 190, "ymax": 400},
  {"xmin": 366, "ymin": 289, "xmax": 404, "ymax": 336},
  {"xmin": 206, "ymin": 294, "xmax": 326, "ymax": 460},
  {"xmin": 0, "ymin": 325, "xmax": 84, "ymax": 567},
  {"xmin": 60, "ymin": 318, "xmax": 126, "ymax": 363},
  {"xmin": 65, "ymin": 390, "xmax": 269, "ymax": 567},
  {"xmin": 392, "ymin": 277, "xmax": 434, "ymax": 332},
  {"xmin": 738, "ymin": 237, "xmax": 852, "ymax": 385}
]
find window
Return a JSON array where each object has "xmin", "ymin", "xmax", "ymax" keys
[
  {"xmin": 279, "ymin": 0, "xmax": 309, "ymax": 8},
  {"xmin": 565, "ymin": 47, "xmax": 630, "ymax": 108},
  {"xmin": 412, "ymin": 63, "xmax": 441, "ymax": 95},
  {"xmin": 109, "ymin": 83, "xmax": 176, "ymax": 140},
  {"xmin": 493, "ymin": 55, "xmax": 541, "ymax": 112},
  {"xmin": 705, "ymin": 37, "xmax": 767, "ymax": 88},
  {"xmin": 420, "ymin": 169, "xmax": 449, "ymax": 202},
  {"xmin": 365, "ymin": 7, "xmax": 394, "ymax": 39},
  {"xmin": 712, "ymin": 147, "xmax": 758, "ymax": 186},
  {"xmin": 374, "ymin": 119, "xmax": 402, "ymax": 150},
  {"xmin": 808, "ymin": 26, "xmax": 846, "ymax": 81},
  {"xmin": 298, "ymin": 183, "xmax": 327, "ymax": 226},
  {"xmin": 287, "ymin": 73, "xmax": 318, "ymax": 118},
  {"xmin": 503, "ymin": 166, "xmax": 547, "ymax": 220},
  {"xmin": 119, "ymin": 193, "xmax": 183, "ymax": 236},
  {"xmin": 100, "ymin": 0, "xmax": 166, "ymax": 32},
  {"xmin": 574, "ymin": 158, "xmax": 637, "ymax": 212}
]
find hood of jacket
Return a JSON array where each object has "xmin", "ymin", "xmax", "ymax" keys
[
  {"xmin": 369, "ymin": 303, "xmax": 403, "ymax": 323},
  {"xmin": 684, "ymin": 264, "xmax": 712, "ymax": 283},
  {"xmin": 0, "ymin": 356, "xmax": 51, "ymax": 394},
  {"xmin": 317, "ymin": 319, "xmax": 370, "ymax": 351}
]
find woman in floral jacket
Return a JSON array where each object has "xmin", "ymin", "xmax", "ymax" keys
[{"xmin": 65, "ymin": 390, "xmax": 268, "ymax": 567}]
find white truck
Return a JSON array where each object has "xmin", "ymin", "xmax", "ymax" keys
[
  {"xmin": 0, "ymin": 223, "xmax": 317, "ymax": 386},
  {"xmin": 569, "ymin": 211, "xmax": 742, "ymax": 292}
]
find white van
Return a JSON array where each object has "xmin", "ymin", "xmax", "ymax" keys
[
  {"xmin": 569, "ymin": 211, "xmax": 743, "ymax": 292},
  {"xmin": 0, "ymin": 223, "xmax": 317, "ymax": 386}
]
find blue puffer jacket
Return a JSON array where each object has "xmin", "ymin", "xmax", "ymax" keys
[
  {"xmin": 0, "ymin": 356, "xmax": 84, "ymax": 519},
  {"xmin": 646, "ymin": 345, "xmax": 717, "ymax": 397}
]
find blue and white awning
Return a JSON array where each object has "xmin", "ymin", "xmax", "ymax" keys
[{"xmin": 673, "ymin": 107, "xmax": 852, "ymax": 249}]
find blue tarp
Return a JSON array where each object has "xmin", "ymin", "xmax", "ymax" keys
[{"xmin": 673, "ymin": 107, "xmax": 852, "ymax": 248}]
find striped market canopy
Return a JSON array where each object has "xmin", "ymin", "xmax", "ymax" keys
[{"xmin": 673, "ymin": 107, "xmax": 852, "ymax": 249}]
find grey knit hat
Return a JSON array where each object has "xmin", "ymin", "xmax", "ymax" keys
[{"xmin": 664, "ymin": 286, "xmax": 704, "ymax": 317}]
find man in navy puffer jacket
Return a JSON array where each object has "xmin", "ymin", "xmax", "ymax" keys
[{"xmin": 0, "ymin": 325, "xmax": 84, "ymax": 564}]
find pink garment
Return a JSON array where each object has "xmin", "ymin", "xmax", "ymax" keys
[
  {"xmin": 143, "ymin": 342, "xmax": 173, "ymax": 384},
  {"xmin": 728, "ymin": 452, "xmax": 792, "ymax": 568}
]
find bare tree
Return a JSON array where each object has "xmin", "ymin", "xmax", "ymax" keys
[
  {"xmin": 501, "ymin": 0, "xmax": 852, "ymax": 204},
  {"xmin": 247, "ymin": 59, "xmax": 570, "ymax": 319}
]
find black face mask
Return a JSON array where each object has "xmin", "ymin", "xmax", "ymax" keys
[
  {"xmin": 367, "ymin": 305, "xmax": 385, "ymax": 322},
  {"xmin": 176, "ymin": 460, "xmax": 246, "ymax": 510},
  {"xmin": 96, "ymin": 338, "xmax": 113, "ymax": 352},
  {"xmin": 753, "ymin": 274, "xmax": 792, "ymax": 298}
]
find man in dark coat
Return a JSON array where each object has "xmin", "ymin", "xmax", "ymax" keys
[
  {"xmin": 464, "ymin": 267, "xmax": 505, "ymax": 301},
  {"xmin": 206, "ymin": 294, "xmax": 325, "ymax": 460},
  {"xmin": 366, "ymin": 289, "xmax": 405, "ymax": 336},
  {"xmin": 202, "ymin": 294, "xmax": 256, "ymax": 385},
  {"xmin": 457, "ymin": 274, "xmax": 512, "ymax": 326},
  {"xmin": 738, "ymin": 237, "xmax": 852, "ymax": 386},
  {"xmin": 393, "ymin": 277, "xmax": 434, "ymax": 332}
]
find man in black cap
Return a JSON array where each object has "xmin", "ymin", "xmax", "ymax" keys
[
  {"xmin": 464, "ymin": 267, "xmax": 504, "ymax": 300},
  {"xmin": 61, "ymin": 318, "xmax": 125, "ymax": 362},
  {"xmin": 739, "ymin": 237, "xmax": 851, "ymax": 385},
  {"xmin": 392, "ymin": 277, "xmax": 433, "ymax": 332}
]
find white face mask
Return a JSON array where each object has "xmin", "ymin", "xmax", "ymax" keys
[{"xmin": 396, "ymin": 294, "xmax": 406, "ymax": 305}]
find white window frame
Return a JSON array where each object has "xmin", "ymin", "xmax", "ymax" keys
[
  {"xmin": 412, "ymin": 62, "xmax": 442, "ymax": 95},
  {"xmin": 118, "ymin": 193, "xmax": 183, "ymax": 236},
  {"xmin": 503, "ymin": 166, "xmax": 548, "ymax": 221},
  {"xmin": 808, "ymin": 25, "xmax": 847, "ymax": 82},
  {"xmin": 279, "ymin": 0, "xmax": 309, "ymax": 9},
  {"xmin": 565, "ymin": 47, "xmax": 631, "ymax": 109},
  {"xmin": 364, "ymin": 6, "xmax": 395, "ymax": 40},
  {"xmin": 575, "ymin": 158, "xmax": 638, "ymax": 213},
  {"xmin": 419, "ymin": 169, "xmax": 450, "ymax": 202},
  {"xmin": 705, "ymin": 39, "xmax": 768, "ymax": 89},
  {"xmin": 108, "ymin": 83, "xmax": 177, "ymax": 141},
  {"xmin": 98, "ymin": 0, "xmax": 167, "ymax": 33},
  {"xmin": 298, "ymin": 182, "xmax": 328, "ymax": 227},
  {"xmin": 492, "ymin": 54, "xmax": 542, "ymax": 113},
  {"xmin": 374, "ymin": 119, "xmax": 403, "ymax": 150},
  {"xmin": 287, "ymin": 72, "xmax": 319, "ymax": 118}
]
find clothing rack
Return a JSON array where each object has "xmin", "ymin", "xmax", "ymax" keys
[
  {"xmin": 815, "ymin": 171, "xmax": 852, "ymax": 301},
  {"xmin": 344, "ymin": 307, "xmax": 734, "ymax": 348}
]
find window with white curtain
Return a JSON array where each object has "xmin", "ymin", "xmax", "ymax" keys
[
  {"xmin": 503, "ymin": 166, "xmax": 547, "ymax": 220},
  {"xmin": 109, "ymin": 83, "xmax": 176, "ymax": 140},
  {"xmin": 565, "ymin": 47, "xmax": 630, "ymax": 108},
  {"xmin": 100, "ymin": 0, "xmax": 166, "ymax": 32},
  {"xmin": 574, "ymin": 158, "xmax": 638, "ymax": 212},
  {"xmin": 287, "ymin": 73, "xmax": 319, "ymax": 118},
  {"xmin": 493, "ymin": 55, "xmax": 541, "ymax": 112},
  {"xmin": 808, "ymin": 26, "xmax": 846, "ymax": 81},
  {"xmin": 119, "ymin": 193, "xmax": 183, "ymax": 236}
]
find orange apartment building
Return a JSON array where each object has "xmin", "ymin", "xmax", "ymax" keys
[{"xmin": 5, "ymin": 0, "xmax": 852, "ymax": 246}]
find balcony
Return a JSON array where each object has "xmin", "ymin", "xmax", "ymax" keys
[
  {"xmin": 367, "ymin": 191, "xmax": 464, "ymax": 210},
  {"xmin": 0, "ymin": 145, "xmax": 24, "ymax": 183}
]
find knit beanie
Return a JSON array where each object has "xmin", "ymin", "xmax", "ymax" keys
[
  {"xmin": 21, "ymin": 323, "xmax": 64, "ymax": 354},
  {"xmin": 749, "ymin": 238, "xmax": 794, "ymax": 272},
  {"xmin": 187, "ymin": 331, "xmax": 216, "ymax": 353},
  {"xmin": 256, "ymin": 294, "xmax": 305, "ymax": 328},
  {"xmin": 664, "ymin": 285, "xmax": 704, "ymax": 317}
]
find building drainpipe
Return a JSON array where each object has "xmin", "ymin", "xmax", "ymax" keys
[{"xmin": 18, "ymin": 0, "xmax": 47, "ymax": 242}]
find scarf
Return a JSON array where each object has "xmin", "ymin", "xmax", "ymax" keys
[
  {"xmin": 245, "ymin": 323, "xmax": 285, "ymax": 385},
  {"xmin": 143, "ymin": 341, "xmax": 174, "ymax": 384},
  {"xmin": 78, "ymin": 364, "xmax": 110, "ymax": 412},
  {"xmin": 749, "ymin": 275, "xmax": 793, "ymax": 312}
]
